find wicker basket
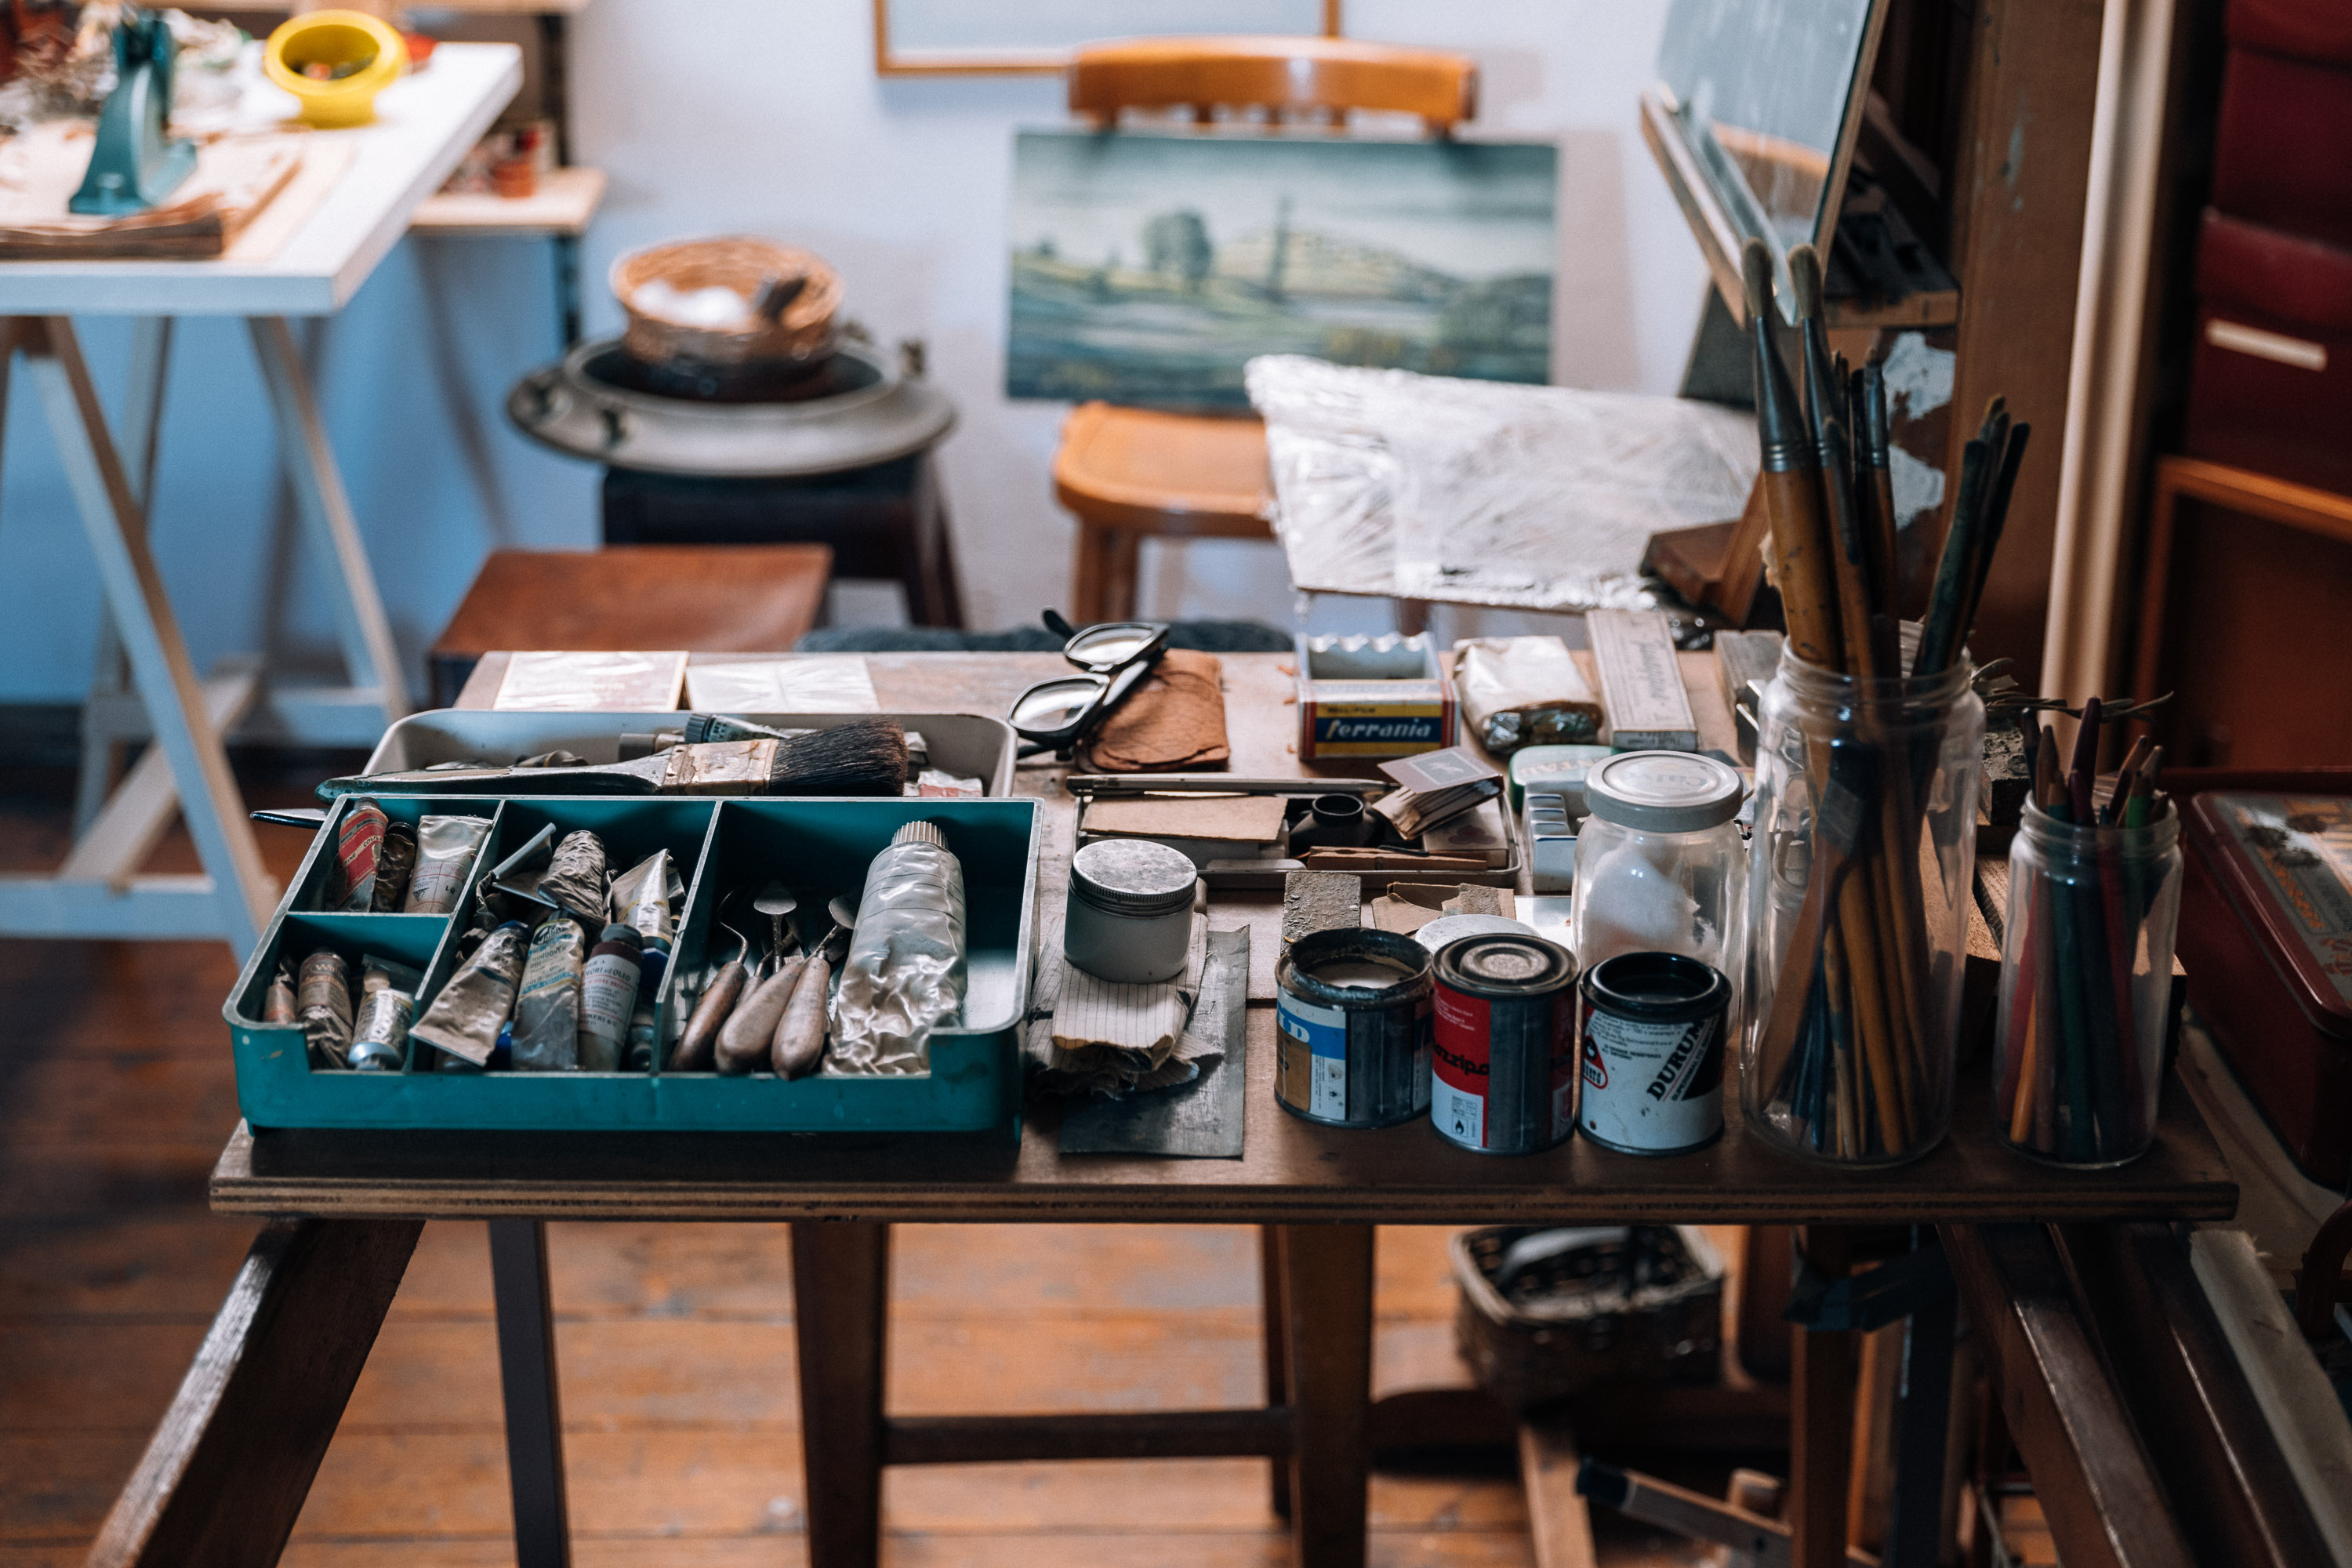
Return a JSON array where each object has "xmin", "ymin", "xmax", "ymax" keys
[
  {"xmin": 1450, "ymin": 1225, "xmax": 1725, "ymax": 1414},
  {"xmin": 609, "ymin": 237, "xmax": 844, "ymax": 369}
]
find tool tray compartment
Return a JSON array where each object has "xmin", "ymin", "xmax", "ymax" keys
[{"xmin": 226, "ymin": 793, "xmax": 1038, "ymax": 1134}]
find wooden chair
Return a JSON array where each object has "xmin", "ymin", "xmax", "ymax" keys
[{"xmin": 1054, "ymin": 37, "xmax": 1478, "ymax": 624}]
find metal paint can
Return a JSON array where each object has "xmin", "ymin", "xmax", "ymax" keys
[
  {"xmin": 1576, "ymin": 951, "xmax": 1730, "ymax": 1156},
  {"xmin": 1431, "ymin": 934, "xmax": 1580, "ymax": 1155},
  {"xmin": 1274, "ymin": 928, "xmax": 1432, "ymax": 1128}
]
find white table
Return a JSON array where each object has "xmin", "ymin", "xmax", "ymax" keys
[{"xmin": 0, "ymin": 43, "xmax": 522, "ymax": 959}]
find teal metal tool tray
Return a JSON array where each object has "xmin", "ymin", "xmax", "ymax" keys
[{"xmin": 225, "ymin": 793, "xmax": 1039, "ymax": 1133}]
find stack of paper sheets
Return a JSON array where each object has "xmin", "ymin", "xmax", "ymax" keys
[{"xmin": 1246, "ymin": 355, "xmax": 1759, "ymax": 612}]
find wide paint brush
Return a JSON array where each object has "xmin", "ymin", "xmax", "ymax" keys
[
  {"xmin": 1743, "ymin": 238, "xmax": 1844, "ymax": 672},
  {"xmin": 319, "ymin": 720, "xmax": 909, "ymax": 800}
]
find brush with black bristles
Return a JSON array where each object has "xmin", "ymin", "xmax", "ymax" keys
[{"xmin": 317, "ymin": 719, "xmax": 909, "ymax": 800}]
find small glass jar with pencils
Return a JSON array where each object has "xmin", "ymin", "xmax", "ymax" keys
[
  {"xmin": 1744, "ymin": 653, "xmax": 1984, "ymax": 1164},
  {"xmin": 1991, "ymin": 717, "xmax": 2180, "ymax": 1167}
]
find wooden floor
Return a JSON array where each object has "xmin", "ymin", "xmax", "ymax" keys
[{"xmin": 0, "ymin": 758, "xmax": 1737, "ymax": 1566}]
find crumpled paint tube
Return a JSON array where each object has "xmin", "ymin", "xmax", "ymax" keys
[
  {"xmin": 511, "ymin": 917, "xmax": 587, "ymax": 1070},
  {"xmin": 349, "ymin": 989, "xmax": 412, "ymax": 1072},
  {"xmin": 403, "ymin": 815, "xmax": 493, "ymax": 914},
  {"xmin": 535, "ymin": 829, "xmax": 608, "ymax": 925},
  {"xmin": 263, "ymin": 960, "xmax": 298, "ymax": 1024},
  {"xmin": 412, "ymin": 921, "xmax": 530, "ymax": 1067},
  {"xmin": 333, "ymin": 799, "xmax": 387, "ymax": 911},
  {"xmin": 370, "ymin": 820, "xmax": 418, "ymax": 913},
  {"xmin": 297, "ymin": 949, "xmax": 355, "ymax": 1067},
  {"xmin": 829, "ymin": 821, "xmax": 966, "ymax": 1076},
  {"xmin": 610, "ymin": 848, "xmax": 684, "ymax": 992}
]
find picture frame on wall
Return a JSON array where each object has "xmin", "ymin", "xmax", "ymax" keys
[{"xmin": 874, "ymin": 0, "xmax": 1342, "ymax": 77}]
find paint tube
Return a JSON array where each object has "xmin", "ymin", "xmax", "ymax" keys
[
  {"xmin": 370, "ymin": 820, "xmax": 418, "ymax": 913},
  {"xmin": 361, "ymin": 953, "xmax": 425, "ymax": 996},
  {"xmin": 263, "ymin": 960, "xmax": 298, "ymax": 1024},
  {"xmin": 626, "ymin": 1004, "xmax": 659, "ymax": 1073},
  {"xmin": 610, "ymin": 849, "xmax": 683, "ymax": 992},
  {"xmin": 349, "ymin": 989, "xmax": 412, "ymax": 1072},
  {"xmin": 578, "ymin": 924, "xmax": 643, "ymax": 1072},
  {"xmin": 511, "ymin": 916, "xmax": 587, "ymax": 1071},
  {"xmin": 297, "ymin": 948, "xmax": 355, "ymax": 1067},
  {"xmin": 402, "ymin": 815, "xmax": 492, "ymax": 914},
  {"xmin": 412, "ymin": 920, "xmax": 530, "ymax": 1067},
  {"xmin": 535, "ymin": 829, "xmax": 608, "ymax": 925},
  {"xmin": 830, "ymin": 821, "xmax": 966, "ymax": 1075},
  {"xmin": 333, "ymin": 799, "xmax": 387, "ymax": 910}
]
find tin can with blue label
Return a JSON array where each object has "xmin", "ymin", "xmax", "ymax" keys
[{"xmin": 1275, "ymin": 928, "xmax": 1432, "ymax": 1128}]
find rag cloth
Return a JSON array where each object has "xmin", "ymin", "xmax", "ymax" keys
[
  {"xmin": 1082, "ymin": 649, "xmax": 1229, "ymax": 772},
  {"xmin": 1027, "ymin": 913, "xmax": 1221, "ymax": 1097}
]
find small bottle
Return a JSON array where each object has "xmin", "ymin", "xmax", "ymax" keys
[{"xmin": 578, "ymin": 924, "xmax": 644, "ymax": 1073}]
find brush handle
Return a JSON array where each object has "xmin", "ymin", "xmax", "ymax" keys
[
  {"xmin": 315, "ymin": 767, "xmax": 653, "ymax": 800},
  {"xmin": 671, "ymin": 960, "xmax": 746, "ymax": 1073},
  {"xmin": 1759, "ymin": 469, "xmax": 1846, "ymax": 670},
  {"xmin": 772, "ymin": 954, "xmax": 832, "ymax": 1079},
  {"xmin": 717, "ymin": 958, "xmax": 805, "ymax": 1075}
]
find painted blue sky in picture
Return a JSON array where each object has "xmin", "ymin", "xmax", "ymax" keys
[{"xmin": 1006, "ymin": 130, "xmax": 1557, "ymax": 410}]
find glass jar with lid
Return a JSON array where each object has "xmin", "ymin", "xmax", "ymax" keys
[{"xmin": 1568, "ymin": 751, "xmax": 1746, "ymax": 991}]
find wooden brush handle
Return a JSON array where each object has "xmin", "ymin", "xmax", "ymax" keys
[
  {"xmin": 671, "ymin": 960, "xmax": 746, "ymax": 1072},
  {"xmin": 717, "ymin": 958, "xmax": 805, "ymax": 1075},
  {"xmin": 772, "ymin": 954, "xmax": 832, "ymax": 1079},
  {"xmin": 1759, "ymin": 468, "xmax": 1845, "ymax": 670}
]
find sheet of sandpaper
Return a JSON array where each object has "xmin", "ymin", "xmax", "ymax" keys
[
  {"xmin": 1083, "ymin": 793, "xmax": 1288, "ymax": 844},
  {"xmin": 1058, "ymin": 928, "xmax": 1249, "ymax": 1158}
]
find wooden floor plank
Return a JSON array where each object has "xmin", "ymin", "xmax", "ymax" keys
[{"xmin": 0, "ymin": 1214, "xmax": 261, "ymax": 1319}]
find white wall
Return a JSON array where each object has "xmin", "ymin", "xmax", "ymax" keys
[{"xmin": 0, "ymin": 0, "xmax": 1703, "ymax": 704}]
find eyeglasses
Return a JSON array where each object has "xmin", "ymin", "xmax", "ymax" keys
[{"xmin": 1007, "ymin": 611, "xmax": 1171, "ymax": 759}]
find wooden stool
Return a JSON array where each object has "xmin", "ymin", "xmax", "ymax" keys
[
  {"xmin": 1055, "ymin": 403, "xmax": 1276, "ymax": 623},
  {"xmin": 792, "ymin": 1221, "xmax": 1375, "ymax": 1568},
  {"xmin": 427, "ymin": 544, "xmax": 832, "ymax": 706}
]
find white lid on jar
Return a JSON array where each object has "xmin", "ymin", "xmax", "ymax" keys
[
  {"xmin": 1071, "ymin": 837, "xmax": 1198, "ymax": 917},
  {"xmin": 1583, "ymin": 750, "xmax": 1743, "ymax": 833}
]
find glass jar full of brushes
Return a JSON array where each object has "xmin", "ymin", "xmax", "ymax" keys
[{"xmin": 1741, "ymin": 651, "xmax": 1984, "ymax": 1165}]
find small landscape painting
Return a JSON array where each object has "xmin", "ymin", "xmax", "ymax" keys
[{"xmin": 1007, "ymin": 130, "xmax": 1558, "ymax": 410}]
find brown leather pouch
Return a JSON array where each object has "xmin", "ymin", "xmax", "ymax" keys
[{"xmin": 1083, "ymin": 649, "xmax": 1230, "ymax": 772}]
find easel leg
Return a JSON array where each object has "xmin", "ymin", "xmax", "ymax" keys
[
  {"xmin": 1791, "ymin": 1226, "xmax": 1856, "ymax": 1568},
  {"xmin": 1883, "ymin": 1267, "xmax": 1959, "ymax": 1568},
  {"xmin": 24, "ymin": 318, "xmax": 271, "ymax": 954},
  {"xmin": 246, "ymin": 317, "xmax": 410, "ymax": 723},
  {"xmin": 488, "ymin": 1219, "xmax": 572, "ymax": 1568},
  {"xmin": 793, "ymin": 1220, "xmax": 889, "ymax": 1568},
  {"xmin": 1281, "ymin": 1223, "xmax": 1374, "ymax": 1568}
]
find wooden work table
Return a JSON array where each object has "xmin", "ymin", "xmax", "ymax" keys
[{"xmin": 100, "ymin": 651, "xmax": 2248, "ymax": 1568}]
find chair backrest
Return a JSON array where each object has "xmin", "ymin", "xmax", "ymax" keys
[{"xmin": 1069, "ymin": 36, "xmax": 1477, "ymax": 133}]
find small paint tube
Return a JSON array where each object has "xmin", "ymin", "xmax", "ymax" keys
[
  {"xmin": 626, "ymin": 1004, "xmax": 659, "ymax": 1073},
  {"xmin": 535, "ymin": 829, "xmax": 608, "ymax": 925},
  {"xmin": 402, "ymin": 815, "xmax": 493, "ymax": 914},
  {"xmin": 578, "ymin": 923, "xmax": 644, "ymax": 1072},
  {"xmin": 370, "ymin": 820, "xmax": 418, "ymax": 913},
  {"xmin": 263, "ymin": 960, "xmax": 298, "ymax": 1024},
  {"xmin": 411, "ymin": 921, "xmax": 530, "ymax": 1067},
  {"xmin": 297, "ymin": 948, "xmax": 355, "ymax": 1068},
  {"xmin": 348, "ymin": 989, "xmax": 413, "ymax": 1072},
  {"xmin": 611, "ymin": 850, "xmax": 683, "ymax": 951},
  {"xmin": 511, "ymin": 917, "xmax": 587, "ymax": 1071},
  {"xmin": 333, "ymin": 799, "xmax": 387, "ymax": 911}
]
